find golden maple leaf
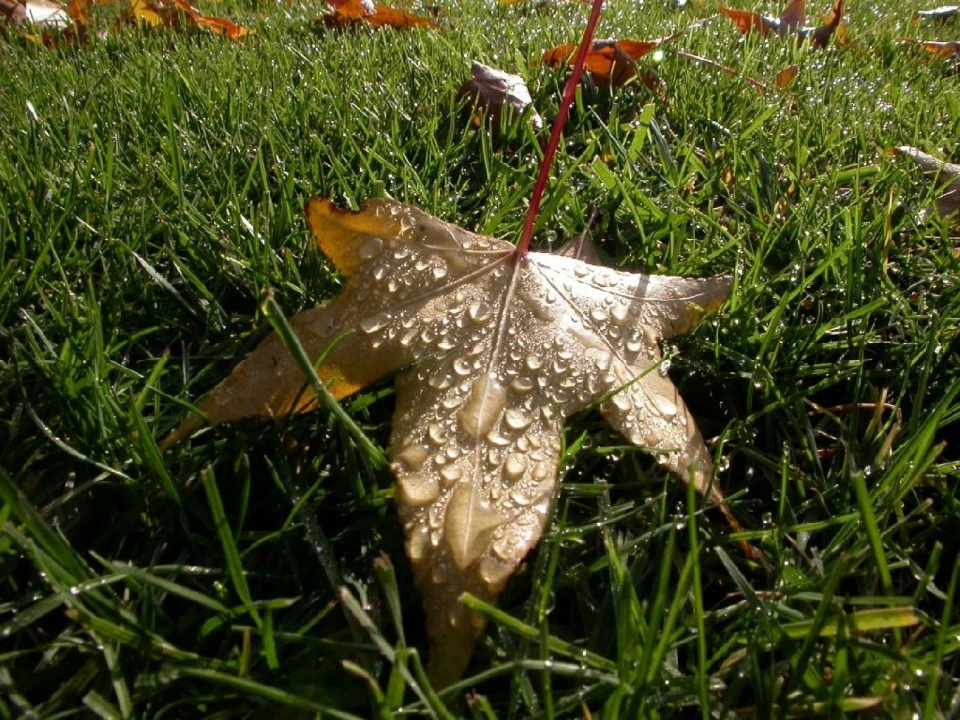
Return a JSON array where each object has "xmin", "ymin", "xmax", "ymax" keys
[{"xmin": 171, "ymin": 198, "xmax": 732, "ymax": 685}]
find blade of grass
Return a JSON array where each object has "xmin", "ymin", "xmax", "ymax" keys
[{"xmin": 200, "ymin": 466, "xmax": 262, "ymax": 629}]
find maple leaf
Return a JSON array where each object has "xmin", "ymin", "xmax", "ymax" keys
[
  {"xmin": 458, "ymin": 61, "xmax": 544, "ymax": 133},
  {"xmin": 892, "ymin": 146, "xmax": 960, "ymax": 218},
  {"xmin": 321, "ymin": 0, "xmax": 437, "ymax": 29},
  {"xmin": 718, "ymin": 0, "xmax": 805, "ymax": 35},
  {"xmin": 123, "ymin": 0, "xmax": 249, "ymax": 39},
  {"xmin": 541, "ymin": 37, "xmax": 670, "ymax": 88},
  {"xmin": 170, "ymin": 198, "xmax": 733, "ymax": 685},
  {"xmin": 719, "ymin": 0, "xmax": 846, "ymax": 48}
]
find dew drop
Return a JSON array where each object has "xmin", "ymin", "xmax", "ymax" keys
[
  {"xmin": 511, "ymin": 376, "xmax": 534, "ymax": 393},
  {"xmin": 610, "ymin": 304, "xmax": 630, "ymax": 326},
  {"xmin": 428, "ymin": 423, "xmax": 447, "ymax": 445},
  {"xmin": 589, "ymin": 307, "xmax": 609, "ymax": 323},
  {"xmin": 394, "ymin": 444, "xmax": 428, "ymax": 471},
  {"xmin": 503, "ymin": 453, "xmax": 528, "ymax": 481},
  {"xmin": 478, "ymin": 557, "xmax": 512, "ymax": 587},
  {"xmin": 487, "ymin": 431, "xmax": 512, "ymax": 447},
  {"xmin": 441, "ymin": 395, "xmax": 462, "ymax": 410},
  {"xmin": 399, "ymin": 327, "xmax": 418, "ymax": 346},
  {"xmin": 408, "ymin": 526, "xmax": 429, "ymax": 561},
  {"xmin": 440, "ymin": 465, "xmax": 462, "ymax": 485},
  {"xmin": 511, "ymin": 488, "xmax": 533, "ymax": 506},
  {"xmin": 428, "ymin": 373, "xmax": 453, "ymax": 390},
  {"xmin": 468, "ymin": 301, "xmax": 492, "ymax": 324},
  {"xmin": 360, "ymin": 313, "xmax": 389, "ymax": 334},
  {"xmin": 653, "ymin": 395, "xmax": 678, "ymax": 417},
  {"xmin": 504, "ymin": 409, "xmax": 533, "ymax": 431},
  {"xmin": 397, "ymin": 474, "xmax": 440, "ymax": 506}
]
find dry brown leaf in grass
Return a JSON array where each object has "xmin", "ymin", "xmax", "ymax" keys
[
  {"xmin": 3, "ymin": 0, "xmax": 250, "ymax": 40},
  {"xmin": 898, "ymin": 38, "xmax": 960, "ymax": 60},
  {"xmin": 540, "ymin": 19, "xmax": 714, "ymax": 89},
  {"xmin": 170, "ymin": 0, "xmax": 248, "ymax": 39},
  {"xmin": 541, "ymin": 37, "xmax": 669, "ymax": 88},
  {"xmin": 124, "ymin": 0, "xmax": 249, "ymax": 39},
  {"xmin": 892, "ymin": 146, "xmax": 960, "ymax": 217},
  {"xmin": 0, "ymin": 0, "xmax": 26, "ymax": 22},
  {"xmin": 775, "ymin": 63, "xmax": 800, "ymax": 87},
  {"xmin": 719, "ymin": 0, "xmax": 846, "ymax": 48},
  {"xmin": 169, "ymin": 198, "xmax": 740, "ymax": 685},
  {"xmin": 458, "ymin": 61, "xmax": 544, "ymax": 133},
  {"xmin": 718, "ymin": 0, "xmax": 805, "ymax": 35},
  {"xmin": 0, "ymin": 0, "xmax": 69, "ymax": 27},
  {"xmin": 0, "ymin": 0, "xmax": 91, "ymax": 45},
  {"xmin": 128, "ymin": 0, "xmax": 167, "ymax": 26},
  {"xmin": 498, "ymin": 0, "xmax": 588, "ymax": 7},
  {"xmin": 914, "ymin": 4, "xmax": 960, "ymax": 21},
  {"xmin": 321, "ymin": 0, "xmax": 437, "ymax": 29}
]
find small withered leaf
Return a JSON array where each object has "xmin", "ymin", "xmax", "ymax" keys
[
  {"xmin": 172, "ymin": 198, "xmax": 732, "ymax": 685},
  {"xmin": 0, "ymin": 0, "xmax": 68, "ymax": 27},
  {"xmin": 898, "ymin": 37, "xmax": 960, "ymax": 60},
  {"xmin": 914, "ymin": 4, "xmax": 960, "ymax": 21},
  {"xmin": 458, "ymin": 61, "xmax": 544, "ymax": 132},
  {"xmin": 892, "ymin": 145, "xmax": 960, "ymax": 217}
]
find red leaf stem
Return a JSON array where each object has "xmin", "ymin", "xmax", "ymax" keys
[{"xmin": 515, "ymin": 0, "xmax": 605, "ymax": 256}]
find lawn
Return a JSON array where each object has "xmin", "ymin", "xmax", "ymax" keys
[{"xmin": 1, "ymin": 0, "xmax": 959, "ymax": 716}]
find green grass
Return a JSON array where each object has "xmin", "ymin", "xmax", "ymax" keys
[{"xmin": 1, "ymin": 0, "xmax": 959, "ymax": 716}]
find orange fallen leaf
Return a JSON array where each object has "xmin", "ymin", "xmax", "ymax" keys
[
  {"xmin": 809, "ymin": 0, "xmax": 845, "ymax": 47},
  {"xmin": 123, "ymin": 0, "xmax": 248, "ymax": 39},
  {"xmin": 775, "ymin": 62, "xmax": 800, "ymax": 87},
  {"xmin": 171, "ymin": 0, "xmax": 248, "ymax": 39},
  {"xmin": 898, "ymin": 38, "xmax": 960, "ymax": 60},
  {"xmin": 322, "ymin": 0, "xmax": 437, "ymax": 29},
  {"xmin": 719, "ymin": 0, "xmax": 845, "ymax": 48},
  {"xmin": 542, "ymin": 37, "xmax": 668, "ymax": 87},
  {"xmin": 718, "ymin": 0, "xmax": 805, "ymax": 35},
  {"xmin": 129, "ymin": 0, "xmax": 168, "ymax": 26}
]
